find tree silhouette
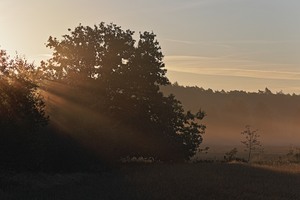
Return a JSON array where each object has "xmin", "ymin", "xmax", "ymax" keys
[
  {"xmin": 0, "ymin": 50, "xmax": 48, "ymax": 169},
  {"xmin": 241, "ymin": 125, "xmax": 262, "ymax": 162},
  {"xmin": 42, "ymin": 22, "xmax": 206, "ymax": 161}
]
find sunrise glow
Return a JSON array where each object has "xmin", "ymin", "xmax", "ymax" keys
[{"xmin": 1, "ymin": 0, "xmax": 300, "ymax": 93}]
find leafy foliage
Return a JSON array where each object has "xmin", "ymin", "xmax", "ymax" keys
[
  {"xmin": 0, "ymin": 50, "xmax": 48, "ymax": 132},
  {"xmin": 43, "ymin": 23, "xmax": 206, "ymax": 161},
  {"xmin": 0, "ymin": 50, "xmax": 48, "ymax": 169}
]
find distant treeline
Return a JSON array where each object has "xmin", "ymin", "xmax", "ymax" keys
[
  {"xmin": 166, "ymin": 82, "xmax": 300, "ymax": 96},
  {"xmin": 161, "ymin": 83, "xmax": 300, "ymax": 146}
]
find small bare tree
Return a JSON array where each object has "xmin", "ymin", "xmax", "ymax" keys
[{"xmin": 241, "ymin": 125, "xmax": 262, "ymax": 162}]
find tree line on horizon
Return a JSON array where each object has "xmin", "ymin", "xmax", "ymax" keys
[
  {"xmin": 170, "ymin": 81, "xmax": 300, "ymax": 96},
  {"xmin": 0, "ymin": 22, "xmax": 206, "ymax": 171},
  {"xmin": 161, "ymin": 83, "xmax": 300, "ymax": 146}
]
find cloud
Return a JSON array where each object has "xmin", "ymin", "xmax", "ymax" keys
[
  {"xmin": 164, "ymin": 55, "xmax": 300, "ymax": 81},
  {"xmin": 216, "ymin": 40, "xmax": 300, "ymax": 45},
  {"xmin": 162, "ymin": 38, "xmax": 300, "ymax": 47},
  {"xmin": 168, "ymin": 0, "xmax": 235, "ymax": 12},
  {"xmin": 161, "ymin": 38, "xmax": 232, "ymax": 49}
]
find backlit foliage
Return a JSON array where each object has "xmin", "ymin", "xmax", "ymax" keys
[
  {"xmin": 0, "ymin": 50, "xmax": 48, "ymax": 132},
  {"xmin": 0, "ymin": 50, "xmax": 48, "ymax": 169},
  {"xmin": 43, "ymin": 23, "xmax": 206, "ymax": 161}
]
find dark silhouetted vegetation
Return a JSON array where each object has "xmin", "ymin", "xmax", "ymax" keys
[
  {"xmin": 0, "ymin": 50, "xmax": 101, "ymax": 172},
  {"xmin": 224, "ymin": 147, "xmax": 238, "ymax": 162},
  {"xmin": 40, "ymin": 22, "xmax": 206, "ymax": 162},
  {"xmin": 286, "ymin": 148, "xmax": 300, "ymax": 163},
  {"xmin": 0, "ymin": 50, "xmax": 48, "ymax": 170},
  {"xmin": 241, "ymin": 125, "xmax": 262, "ymax": 162}
]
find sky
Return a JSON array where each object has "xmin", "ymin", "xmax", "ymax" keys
[{"xmin": 1, "ymin": 0, "xmax": 300, "ymax": 93}]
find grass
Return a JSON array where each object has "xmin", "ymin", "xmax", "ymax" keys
[
  {"xmin": 0, "ymin": 162, "xmax": 299, "ymax": 200},
  {"xmin": 252, "ymin": 163, "xmax": 300, "ymax": 174}
]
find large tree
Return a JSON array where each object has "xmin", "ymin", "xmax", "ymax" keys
[{"xmin": 43, "ymin": 23, "xmax": 206, "ymax": 161}]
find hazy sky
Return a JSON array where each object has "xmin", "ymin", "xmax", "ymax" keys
[{"xmin": 1, "ymin": 0, "xmax": 300, "ymax": 93}]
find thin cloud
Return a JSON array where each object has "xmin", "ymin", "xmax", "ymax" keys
[
  {"xmin": 168, "ymin": 0, "xmax": 236, "ymax": 12},
  {"xmin": 161, "ymin": 38, "xmax": 232, "ymax": 49},
  {"xmin": 165, "ymin": 55, "xmax": 299, "ymax": 66},
  {"xmin": 165, "ymin": 55, "xmax": 300, "ymax": 81},
  {"xmin": 168, "ymin": 68, "xmax": 300, "ymax": 81},
  {"xmin": 217, "ymin": 40, "xmax": 300, "ymax": 44},
  {"xmin": 163, "ymin": 38, "xmax": 300, "ymax": 46}
]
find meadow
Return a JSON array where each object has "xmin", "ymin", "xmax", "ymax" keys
[{"xmin": 1, "ymin": 162, "xmax": 299, "ymax": 200}]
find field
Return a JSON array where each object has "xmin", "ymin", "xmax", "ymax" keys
[{"xmin": 1, "ymin": 163, "xmax": 299, "ymax": 200}]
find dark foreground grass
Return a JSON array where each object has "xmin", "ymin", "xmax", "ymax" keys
[{"xmin": 0, "ymin": 163, "xmax": 299, "ymax": 200}]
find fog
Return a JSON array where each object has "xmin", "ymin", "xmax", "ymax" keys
[{"xmin": 162, "ymin": 85, "xmax": 300, "ymax": 146}]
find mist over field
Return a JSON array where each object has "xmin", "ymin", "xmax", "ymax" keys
[{"xmin": 162, "ymin": 84, "xmax": 300, "ymax": 147}]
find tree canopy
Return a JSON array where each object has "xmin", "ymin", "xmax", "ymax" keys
[{"xmin": 43, "ymin": 22, "xmax": 206, "ymax": 161}]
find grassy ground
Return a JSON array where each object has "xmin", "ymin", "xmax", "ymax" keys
[{"xmin": 0, "ymin": 163, "xmax": 299, "ymax": 200}]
